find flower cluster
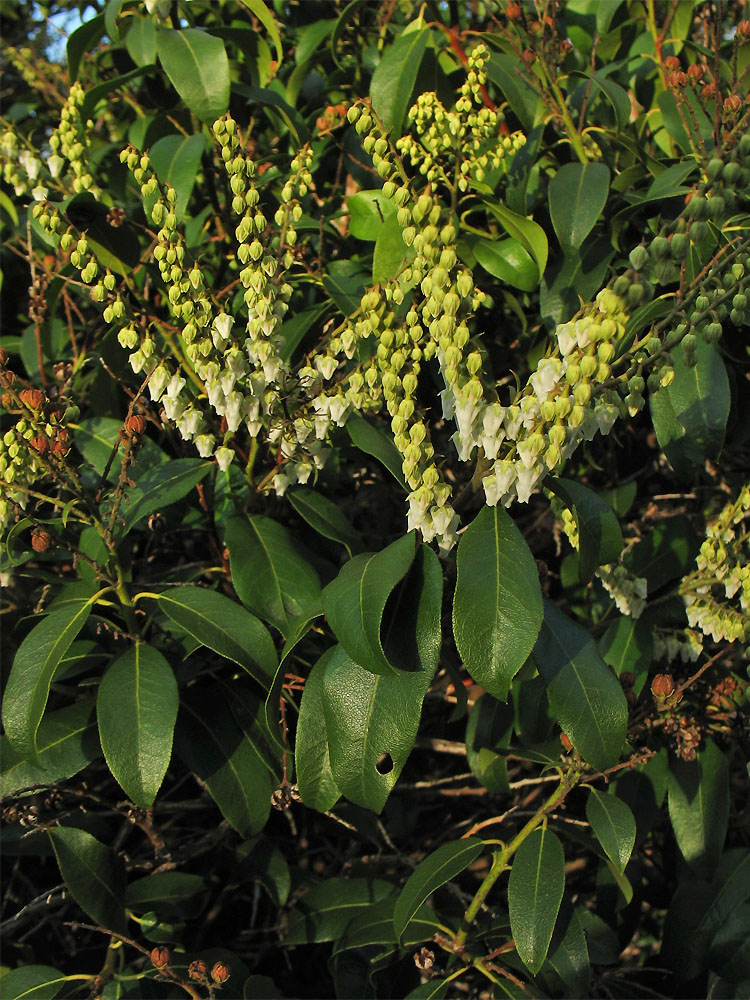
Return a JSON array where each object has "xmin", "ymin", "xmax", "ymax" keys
[
  {"xmin": 49, "ymin": 80, "xmax": 97, "ymax": 196},
  {"xmin": 652, "ymin": 627, "xmax": 703, "ymax": 664},
  {"xmin": 681, "ymin": 485, "xmax": 750, "ymax": 643}
]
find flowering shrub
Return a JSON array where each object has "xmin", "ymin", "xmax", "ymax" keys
[{"xmin": 1, "ymin": 2, "xmax": 749, "ymax": 998}]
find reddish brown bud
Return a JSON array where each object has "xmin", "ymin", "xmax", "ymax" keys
[
  {"xmin": 31, "ymin": 528, "xmax": 53, "ymax": 553},
  {"xmin": 664, "ymin": 55, "xmax": 681, "ymax": 71},
  {"xmin": 51, "ymin": 439, "xmax": 70, "ymax": 458},
  {"xmin": 521, "ymin": 48, "xmax": 536, "ymax": 67},
  {"xmin": 1, "ymin": 392, "xmax": 14, "ymax": 409},
  {"xmin": 29, "ymin": 435, "xmax": 49, "ymax": 455},
  {"xmin": 686, "ymin": 63, "xmax": 703, "ymax": 83},
  {"xmin": 668, "ymin": 71, "xmax": 688, "ymax": 89},
  {"xmin": 724, "ymin": 94, "xmax": 742, "ymax": 114},
  {"xmin": 505, "ymin": 1, "xmax": 522, "ymax": 19},
  {"xmin": 560, "ymin": 732, "xmax": 572, "ymax": 751},
  {"xmin": 0, "ymin": 370, "xmax": 14, "ymax": 388},
  {"xmin": 188, "ymin": 960, "xmax": 208, "ymax": 981},
  {"xmin": 150, "ymin": 946, "xmax": 171, "ymax": 970},
  {"xmin": 19, "ymin": 388, "xmax": 44, "ymax": 411},
  {"xmin": 737, "ymin": 19, "xmax": 750, "ymax": 39},
  {"xmin": 702, "ymin": 81, "xmax": 718, "ymax": 100},
  {"xmin": 211, "ymin": 962, "xmax": 231, "ymax": 985},
  {"xmin": 651, "ymin": 673, "xmax": 675, "ymax": 700},
  {"xmin": 125, "ymin": 414, "xmax": 147, "ymax": 436},
  {"xmin": 0, "ymin": 347, "xmax": 8, "ymax": 365}
]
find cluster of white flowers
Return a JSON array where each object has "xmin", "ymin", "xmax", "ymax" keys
[
  {"xmin": 48, "ymin": 81, "xmax": 98, "ymax": 196},
  {"xmin": 681, "ymin": 485, "xmax": 750, "ymax": 643},
  {"xmin": 653, "ymin": 627, "xmax": 703, "ymax": 663}
]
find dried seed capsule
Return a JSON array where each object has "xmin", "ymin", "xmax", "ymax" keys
[{"xmin": 31, "ymin": 527, "xmax": 53, "ymax": 552}]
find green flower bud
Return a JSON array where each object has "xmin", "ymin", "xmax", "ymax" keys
[{"xmin": 629, "ymin": 245, "xmax": 649, "ymax": 271}]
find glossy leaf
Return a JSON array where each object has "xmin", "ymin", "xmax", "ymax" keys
[
  {"xmin": 624, "ymin": 513, "xmax": 698, "ymax": 592},
  {"xmin": 508, "ymin": 827, "xmax": 565, "ymax": 973},
  {"xmin": 651, "ymin": 338, "xmax": 730, "ymax": 478},
  {"xmin": 2, "ymin": 598, "xmax": 94, "ymax": 761},
  {"xmin": 337, "ymin": 894, "xmax": 438, "ymax": 951},
  {"xmin": 66, "ymin": 14, "xmax": 105, "ymax": 80},
  {"xmin": 549, "ymin": 162, "xmax": 610, "ymax": 256},
  {"xmin": 287, "ymin": 487, "xmax": 363, "ymax": 556},
  {"xmin": 393, "ymin": 838, "xmax": 483, "ymax": 942},
  {"xmin": 125, "ymin": 872, "xmax": 207, "ymax": 919},
  {"xmin": 586, "ymin": 789, "xmax": 636, "ymax": 874},
  {"xmin": 465, "ymin": 694, "xmax": 514, "ymax": 793},
  {"xmin": 548, "ymin": 477, "xmax": 623, "ymax": 582},
  {"xmin": 116, "ymin": 459, "xmax": 212, "ymax": 539},
  {"xmin": 345, "ymin": 413, "xmax": 408, "ymax": 489},
  {"xmin": 278, "ymin": 302, "xmax": 329, "ymax": 362},
  {"xmin": 284, "ymin": 877, "xmax": 394, "ymax": 945},
  {"xmin": 598, "ymin": 616, "xmax": 653, "ymax": 696},
  {"xmin": 225, "ymin": 514, "xmax": 321, "ymax": 638},
  {"xmin": 97, "ymin": 642, "xmax": 178, "ymax": 808},
  {"xmin": 373, "ymin": 211, "xmax": 413, "ymax": 284},
  {"xmin": 347, "ymin": 189, "xmax": 396, "ymax": 241},
  {"xmin": 370, "ymin": 27, "xmax": 429, "ymax": 135},
  {"xmin": 146, "ymin": 133, "xmax": 206, "ymax": 223},
  {"xmin": 238, "ymin": 836, "xmax": 291, "ymax": 907},
  {"xmin": 156, "ymin": 29, "xmax": 230, "ymax": 122},
  {"xmin": 474, "ymin": 237, "xmax": 540, "ymax": 291},
  {"xmin": 157, "ymin": 586, "xmax": 277, "ymax": 687},
  {"xmin": 1, "ymin": 965, "xmax": 66, "ymax": 1000},
  {"xmin": 72, "ymin": 416, "xmax": 166, "ymax": 480},
  {"xmin": 453, "ymin": 505, "xmax": 543, "ymax": 700},
  {"xmin": 668, "ymin": 738, "xmax": 729, "ymax": 878},
  {"xmin": 546, "ymin": 903, "xmax": 590, "ymax": 997},
  {"xmin": 125, "ymin": 16, "xmax": 157, "ymax": 67},
  {"xmin": 295, "ymin": 650, "xmax": 341, "ymax": 812},
  {"xmin": 0, "ymin": 699, "xmax": 100, "ymax": 797},
  {"xmin": 486, "ymin": 53, "xmax": 543, "ymax": 130},
  {"xmin": 175, "ymin": 689, "xmax": 273, "ymax": 836},
  {"xmin": 483, "ymin": 199, "xmax": 548, "ymax": 276},
  {"xmin": 322, "ymin": 531, "xmax": 416, "ymax": 676},
  {"xmin": 48, "ymin": 826, "xmax": 127, "ymax": 935},
  {"xmin": 533, "ymin": 600, "xmax": 628, "ymax": 771},
  {"xmin": 238, "ymin": 0, "xmax": 283, "ymax": 65}
]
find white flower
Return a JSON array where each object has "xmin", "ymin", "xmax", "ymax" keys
[
  {"xmin": 556, "ymin": 323, "xmax": 576, "ymax": 356},
  {"xmin": 178, "ymin": 407, "xmax": 202, "ymax": 440},
  {"xmin": 194, "ymin": 433, "xmax": 216, "ymax": 458},
  {"xmin": 47, "ymin": 154, "xmax": 64, "ymax": 178},
  {"xmin": 215, "ymin": 446, "xmax": 234, "ymax": 472},
  {"xmin": 31, "ymin": 184, "xmax": 49, "ymax": 202},
  {"xmin": 595, "ymin": 402, "xmax": 619, "ymax": 436},
  {"xmin": 516, "ymin": 464, "xmax": 542, "ymax": 503},
  {"xmin": 530, "ymin": 358, "xmax": 562, "ymax": 402},
  {"xmin": 273, "ymin": 470, "xmax": 293, "ymax": 496},
  {"xmin": 162, "ymin": 396, "xmax": 187, "ymax": 422},
  {"xmin": 166, "ymin": 373, "xmax": 186, "ymax": 399},
  {"xmin": 225, "ymin": 391, "xmax": 244, "ymax": 432},
  {"xmin": 440, "ymin": 388, "xmax": 455, "ymax": 420},
  {"xmin": 315, "ymin": 355, "xmax": 338, "ymax": 380},
  {"xmin": 213, "ymin": 313, "xmax": 234, "ymax": 341},
  {"xmin": 295, "ymin": 461, "xmax": 313, "ymax": 484},
  {"xmin": 19, "ymin": 150, "xmax": 40, "ymax": 180},
  {"xmin": 329, "ymin": 395, "xmax": 349, "ymax": 425},
  {"xmin": 148, "ymin": 364, "xmax": 171, "ymax": 402},
  {"xmin": 493, "ymin": 458, "xmax": 517, "ymax": 498}
]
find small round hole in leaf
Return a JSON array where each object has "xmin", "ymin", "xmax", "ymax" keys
[{"xmin": 375, "ymin": 752, "xmax": 393, "ymax": 775}]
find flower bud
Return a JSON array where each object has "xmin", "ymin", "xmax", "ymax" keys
[
  {"xmin": 31, "ymin": 527, "xmax": 53, "ymax": 552},
  {"xmin": 651, "ymin": 673, "xmax": 675, "ymax": 701},
  {"xmin": 151, "ymin": 946, "xmax": 171, "ymax": 970},
  {"xmin": 188, "ymin": 960, "xmax": 208, "ymax": 981},
  {"xmin": 19, "ymin": 388, "xmax": 44, "ymax": 411},
  {"xmin": 211, "ymin": 962, "xmax": 231, "ymax": 985}
]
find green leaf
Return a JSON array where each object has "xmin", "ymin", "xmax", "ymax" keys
[
  {"xmin": 79, "ymin": 66, "xmax": 155, "ymax": 122},
  {"xmin": 125, "ymin": 872, "xmax": 207, "ymax": 919},
  {"xmin": 146, "ymin": 133, "xmax": 206, "ymax": 223},
  {"xmin": 175, "ymin": 689, "xmax": 273, "ymax": 837},
  {"xmin": 541, "ymin": 235, "xmax": 614, "ymax": 324},
  {"xmin": 294, "ymin": 17, "xmax": 336, "ymax": 65},
  {"xmin": 466, "ymin": 694, "xmax": 514, "ymax": 793},
  {"xmin": 404, "ymin": 980, "xmax": 450, "ymax": 1000},
  {"xmin": 238, "ymin": 0, "xmax": 283, "ymax": 66},
  {"xmin": 482, "ymin": 199, "xmax": 548, "ymax": 276},
  {"xmin": 157, "ymin": 587, "xmax": 277, "ymax": 687},
  {"xmin": 548, "ymin": 162, "xmax": 610, "ymax": 257},
  {"xmin": 393, "ymin": 838, "xmax": 483, "ymax": 942},
  {"xmin": 284, "ymin": 878, "xmax": 394, "ymax": 945},
  {"xmin": 264, "ymin": 611, "xmax": 319, "ymax": 750},
  {"xmin": 322, "ymin": 532, "xmax": 416, "ymax": 676},
  {"xmin": 115, "ymin": 459, "xmax": 212, "ymax": 540},
  {"xmin": 624, "ymin": 513, "xmax": 698, "ymax": 591},
  {"xmin": 66, "ymin": 13, "xmax": 105, "ymax": 80},
  {"xmin": 508, "ymin": 827, "xmax": 565, "ymax": 974},
  {"xmin": 278, "ymin": 302, "xmax": 329, "ymax": 362},
  {"xmin": 668, "ymin": 738, "xmax": 729, "ymax": 878},
  {"xmin": 288, "ymin": 487, "xmax": 363, "ymax": 556},
  {"xmin": 224, "ymin": 514, "xmax": 321, "ymax": 638},
  {"xmin": 345, "ymin": 413, "xmax": 408, "ymax": 489},
  {"xmin": 48, "ymin": 826, "xmax": 127, "ymax": 935},
  {"xmin": 547, "ymin": 477, "xmax": 623, "ymax": 583},
  {"xmin": 370, "ymin": 28, "xmax": 430, "ymax": 136},
  {"xmin": 73, "ymin": 416, "xmax": 167, "ymax": 480},
  {"xmin": 650, "ymin": 337, "xmax": 730, "ymax": 478},
  {"xmin": 586, "ymin": 789, "xmax": 636, "ymax": 874},
  {"xmin": 533, "ymin": 600, "xmax": 628, "ymax": 771},
  {"xmin": 1, "ymin": 965, "xmax": 66, "ymax": 1000},
  {"xmin": 453, "ymin": 505, "xmax": 543, "ymax": 700},
  {"xmin": 373, "ymin": 211, "xmax": 413, "ymax": 284},
  {"xmin": 0, "ymin": 699, "xmax": 100, "ymax": 797},
  {"xmin": 156, "ymin": 29, "xmax": 230, "ymax": 122},
  {"xmin": 295, "ymin": 649, "xmax": 341, "ymax": 812},
  {"xmin": 474, "ymin": 237, "xmax": 540, "ymax": 291},
  {"xmin": 546, "ymin": 903, "xmax": 590, "ymax": 997},
  {"xmin": 238, "ymin": 836, "xmax": 291, "ymax": 907},
  {"xmin": 598, "ymin": 616, "xmax": 653, "ymax": 696},
  {"xmin": 97, "ymin": 642, "xmax": 178, "ymax": 809},
  {"xmin": 336, "ymin": 895, "xmax": 438, "ymax": 952},
  {"xmin": 486, "ymin": 53, "xmax": 543, "ymax": 130},
  {"xmin": 2, "ymin": 598, "xmax": 94, "ymax": 761},
  {"xmin": 125, "ymin": 16, "xmax": 157, "ymax": 68},
  {"xmin": 348, "ymin": 189, "xmax": 396, "ymax": 241}
]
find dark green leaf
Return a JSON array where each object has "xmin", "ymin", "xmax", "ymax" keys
[
  {"xmin": 668, "ymin": 738, "xmax": 729, "ymax": 878},
  {"xmin": 225, "ymin": 514, "xmax": 321, "ymax": 638},
  {"xmin": 404, "ymin": 980, "xmax": 450, "ymax": 1000},
  {"xmin": 1, "ymin": 965, "xmax": 66, "ymax": 1000},
  {"xmin": 125, "ymin": 872, "xmax": 207, "ymax": 919},
  {"xmin": 146, "ymin": 133, "xmax": 206, "ymax": 223},
  {"xmin": 156, "ymin": 29, "xmax": 230, "ymax": 122},
  {"xmin": 79, "ymin": 66, "xmax": 155, "ymax": 122},
  {"xmin": 288, "ymin": 487, "xmax": 363, "ymax": 556},
  {"xmin": 238, "ymin": 836, "xmax": 291, "ymax": 907},
  {"xmin": 175, "ymin": 689, "xmax": 273, "ymax": 837},
  {"xmin": 48, "ymin": 826, "xmax": 127, "ymax": 935},
  {"xmin": 116, "ymin": 459, "xmax": 212, "ymax": 540},
  {"xmin": 158, "ymin": 587, "xmax": 277, "ymax": 687},
  {"xmin": 234, "ymin": 84, "xmax": 308, "ymax": 144},
  {"xmin": 624, "ymin": 513, "xmax": 699, "ymax": 592},
  {"xmin": 533, "ymin": 600, "xmax": 628, "ymax": 771},
  {"xmin": 337, "ymin": 894, "xmax": 438, "ymax": 951},
  {"xmin": 598, "ymin": 616, "xmax": 653, "ymax": 696},
  {"xmin": 66, "ymin": 14, "xmax": 105, "ymax": 80},
  {"xmin": 549, "ymin": 162, "xmax": 610, "ymax": 256},
  {"xmin": 264, "ymin": 610, "xmax": 319, "ymax": 750},
  {"xmin": 508, "ymin": 827, "xmax": 565, "ymax": 973},
  {"xmin": 0, "ymin": 699, "xmax": 100, "ymax": 797},
  {"xmin": 73, "ymin": 416, "xmax": 166, "ymax": 480},
  {"xmin": 650, "ymin": 338, "xmax": 730, "ymax": 478},
  {"xmin": 546, "ymin": 903, "xmax": 590, "ymax": 997},
  {"xmin": 540, "ymin": 235, "xmax": 613, "ymax": 324},
  {"xmin": 97, "ymin": 642, "xmax": 178, "ymax": 809},
  {"xmin": 486, "ymin": 53, "xmax": 543, "ymax": 130},
  {"xmin": 238, "ymin": 0, "xmax": 283, "ymax": 65},
  {"xmin": 474, "ymin": 237, "xmax": 540, "ymax": 291},
  {"xmin": 483, "ymin": 199, "xmax": 548, "ymax": 276},
  {"xmin": 278, "ymin": 303, "xmax": 329, "ymax": 362},
  {"xmin": 284, "ymin": 878, "xmax": 394, "ymax": 945},
  {"xmin": 548, "ymin": 477, "xmax": 623, "ymax": 583},
  {"xmin": 295, "ymin": 649, "xmax": 341, "ymax": 812},
  {"xmin": 2, "ymin": 598, "xmax": 94, "ymax": 761},
  {"xmin": 393, "ymin": 838, "xmax": 483, "ymax": 942},
  {"xmin": 322, "ymin": 532, "xmax": 416, "ymax": 676},
  {"xmin": 345, "ymin": 413, "xmax": 408, "ymax": 489},
  {"xmin": 466, "ymin": 694, "xmax": 514, "ymax": 793},
  {"xmin": 586, "ymin": 789, "xmax": 636, "ymax": 873},
  {"xmin": 370, "ymin": 28, "xmax": 429, "ymax": 136},
  {"xmin": 453, "ymin": 505, "xmax": 543, "ymax": 700}
]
